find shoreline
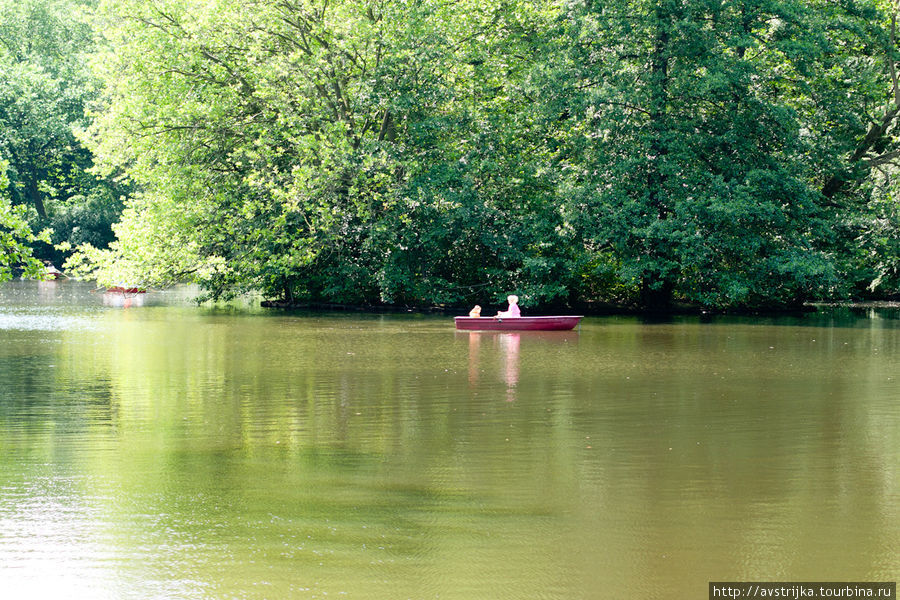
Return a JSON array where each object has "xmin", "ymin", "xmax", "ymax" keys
[
  {"xmin": 258, "ymin": 299, "xmax": 892, "ymax": 317},
  {"xmin": 260, "ymin": 299, "xmax": 900, "ymax": 316}
]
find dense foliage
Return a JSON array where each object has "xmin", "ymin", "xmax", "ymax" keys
[
  {"xmin": 0, "ymin": 159, "xmax": 50, "ymax": 281},
  {"xmin": 0, "ymin": 0, "xmax": 122, "ymax": 268},
  {"xmin": 6, "ymin": 0, "xmax": 900, "ymax": 308}
]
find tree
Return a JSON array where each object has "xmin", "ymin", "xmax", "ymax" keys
[
  {"xmin": 0, "ymin": 159, "xmax": 50, "ymax": 281},
  {"xmin": 79, "ymin": 0, "xmax": 422, "ymax": 294},
  {"xmin": 78, "ymin": 0, "xmax": 570, "ymax": 306},
  {"xmin": 0, "ymin": 0, "xmax": 121, "ymax": 264},
  {"xmin": 71, "ymin": 0, "xmax": 900, "ymax": 308},
  {"xmin": 541, "ymin": 0, "xmax": 893, "ymax": 309}
]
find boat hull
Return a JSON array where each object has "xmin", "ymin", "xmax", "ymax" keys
[{"xmin": 454, "ymin": 316, "xmax": 583, "ymax": 331}]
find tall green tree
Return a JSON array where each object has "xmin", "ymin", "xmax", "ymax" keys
[
  {"xmin": 542, "ymin": 0, "xmax": 894, "ymax": 308},
  {"xmin": 810, "ymin": 0, "xmax": 900, "ymax": 299},
  {"xmin": 0, "ymin": 159, "xmax": 50, "ymax": 281},
  {"xmin": 71, "ymin": 0, "xmax": 900, "ymax": 308},
  {"xmin": 80, "ymin": 0, "xmax": 429, "ymax": 294},
  {"xmin": 78, "ymin": 0, "xmax": 568, "ymax": 306},
  {"xmin": 0, "ymin": 0, "xmax": 121, "ymax": 265}
]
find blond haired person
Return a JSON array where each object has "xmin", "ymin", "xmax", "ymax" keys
[{"xmin": 496, "ymin": 295, "xmax": 521, "ymax": 318}]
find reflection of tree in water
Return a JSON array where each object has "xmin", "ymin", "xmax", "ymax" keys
[{"xmin": 0, "ymin": 351, "xmax": 117, "ymax": 440}]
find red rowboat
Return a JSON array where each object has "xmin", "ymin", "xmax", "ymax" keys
[
  {"xmin": 106, "ymin": 286, "xmax": 146, "ymax": 294},
  {"xmin": 44, "ymin": 264, "xmax": 64, "ymax": 279},
  {"xmin": 454, "ymin": 316, "xmax": 583, "ymax": 331}
]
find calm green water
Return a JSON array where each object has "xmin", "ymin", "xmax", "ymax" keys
[{"xmin": 1, "ymin": 281, "xmax": 897, "ymax": 599}]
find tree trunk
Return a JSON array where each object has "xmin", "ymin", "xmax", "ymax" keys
[
  {"xmin": 639, "ymin": 6, "xmax": 674, "ymax": 312},
  {"xmin": 640, "ymin": 277, "xmax": 674, "ymax": 311},
  {"xmin": 27, "ymin": 177, "xmax": 46, "ymax": 219}
]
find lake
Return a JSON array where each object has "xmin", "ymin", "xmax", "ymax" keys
[{"xmin": 1, "ymin": 280, "xmax": 897, "ymax": 599}]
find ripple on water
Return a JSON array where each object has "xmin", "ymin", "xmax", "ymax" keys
[
  {"xmin": 0, "ymin": 309, "xmax": 100, "ymax": 332},
  {"xmin": 1, "ymin": 283, "xmax": 898, "ymax": 599}
]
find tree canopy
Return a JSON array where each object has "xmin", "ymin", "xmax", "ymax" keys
[
  {"xmin": 0, "ymin": 0, "xmax": 122, "ymax": 268},
  {"xmin": 4, "ymin": 0, "xmax": 898, "ymax": 309},
  {"xmin": 0, "ymin": 159, "xmax": 50, "ymax": 281}
]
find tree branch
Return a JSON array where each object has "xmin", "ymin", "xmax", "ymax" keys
[{"xmin": 862, "ymin": 149, "xmax": 900, "ymax": 168}]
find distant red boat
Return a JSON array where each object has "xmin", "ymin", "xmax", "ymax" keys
[
  {"xmin": 454, "ymin": 316, "xmax": 583, "ymax": 331},
  {"xmin": 43, "ymin": 262, "xmax": 64, "ymax": 279},
  {"xmin": 106, "ymin": 286, "xmax": 146, "ymax": 294}
]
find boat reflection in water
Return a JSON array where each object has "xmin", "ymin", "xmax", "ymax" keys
[
  {"xmin": 461, "ymin": 329, "xmax": 578, "ymax": 402},
  {"xmin": 102, "ymin": 290, "xmax": 146, "ymax": 308},
  {"xmin": 499, "ymin": 332, "xmax": 520, "ymax": 401},
  {"xmin": 37, "ymin": 279, "xmax": 61, "ymax": 301},
  {"xmin": 467, "ymin": 331, "xmax": 482, "ymax": 386}
]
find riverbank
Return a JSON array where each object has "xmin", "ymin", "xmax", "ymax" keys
[
  {"xmin": 813, "ymin": 300, "xmax": 900, "ymax": 309},
  {"xmin": 260, "ymin": 298, "xmax": 900, "ymax": 318},
  {"xmin": 259, "ymin": 298, "xmax": 826, "ymax": 317}
]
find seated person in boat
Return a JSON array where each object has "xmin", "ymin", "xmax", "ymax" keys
[
  {"xmin": 468, "ymin": 305, "xmax": 482, "ymax": 317},
  {"xmin": 43, "ymin": 260, "xmax": 63, "ymax": 279},
  {"xmin": 496, "ymin": 295, "xmax": 521, "ymax": 318}
]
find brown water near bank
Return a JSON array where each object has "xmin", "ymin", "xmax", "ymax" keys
[{"xmin": 2, "ymin": 280, "xmax": 898, "ymax": 599}]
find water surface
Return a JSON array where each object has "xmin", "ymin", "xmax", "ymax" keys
[{"xmin": 1, "ymin": 281, "xmax": 897, "ymax": 599}]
